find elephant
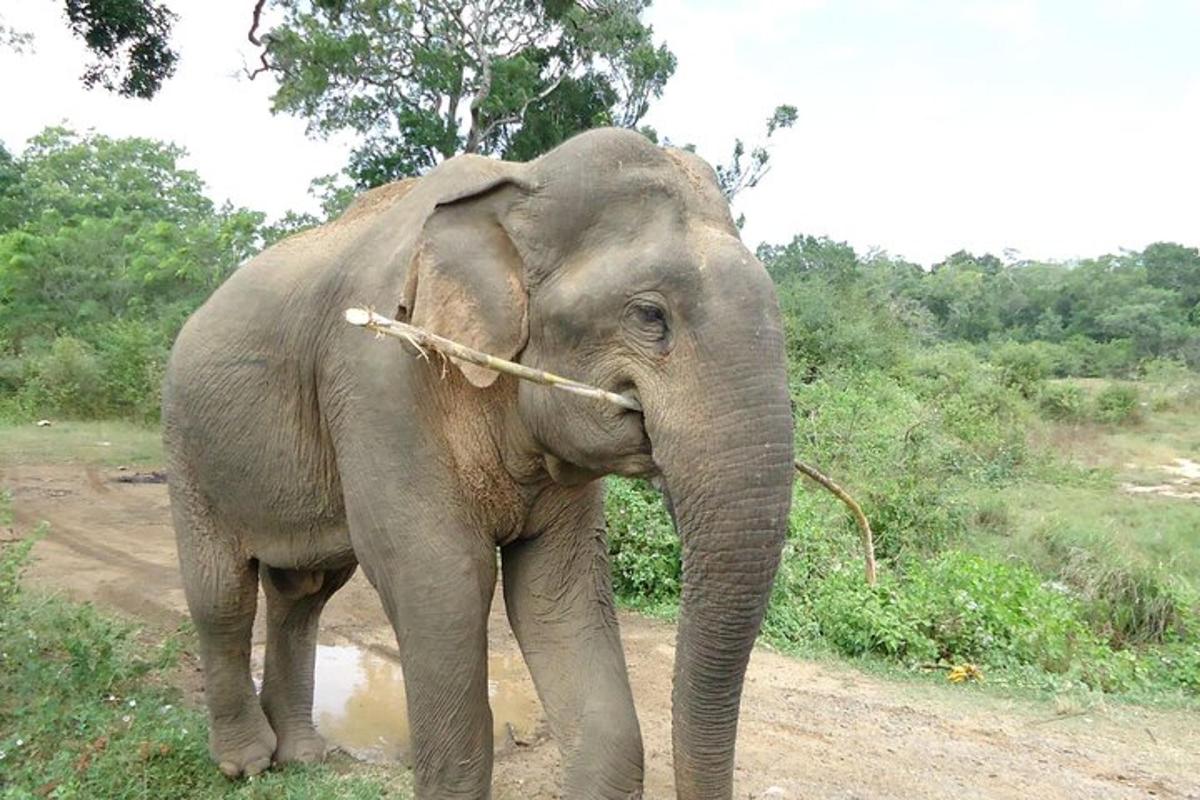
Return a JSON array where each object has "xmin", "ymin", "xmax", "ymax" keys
[{"xmin": 162, "ymin": 127, "xmax": 795, "ymax": 799}]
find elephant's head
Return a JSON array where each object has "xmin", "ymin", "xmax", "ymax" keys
[{"xmin": 401, "ymin": 128, "xmax": 794, "ymax": 798}]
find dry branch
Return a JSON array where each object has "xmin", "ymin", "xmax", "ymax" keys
[
  {"xmin": 792, "ymin": 460, "xmax": 878, "ymax": 586},
  {"xmin": 344, "ymin": 306, "xmax": 878, "ymax": 584},
  {"xmin": 344, "ymin": 308, "xmax": 641, "ymax": 410}
]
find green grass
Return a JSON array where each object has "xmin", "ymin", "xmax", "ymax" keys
[
  {"xmin": 0, "ymin": 420, "xmax": 162, "ymax": 467},
  {"xmin": 974, "ymin": 485, "xmax": 1200, "ymax": 591},
  {"xmin": 0, "ymin": 537, "xmax": 410, "ymax": 799}
]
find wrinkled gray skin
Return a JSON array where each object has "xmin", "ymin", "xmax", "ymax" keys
[{"xmin": 163, "ymin": 128, "xmax": 794, "ymax": 799}]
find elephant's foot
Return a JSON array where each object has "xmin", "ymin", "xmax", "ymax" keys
[
  {"xmin": 273, "ymin": 727, "xmax": 327, "ymax": 765},
  {"xmin": 211, "ymin": 711, "xmax": 277, "ymax": 778}
]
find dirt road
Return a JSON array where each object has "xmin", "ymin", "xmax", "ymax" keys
[{"xmin": 4, "ymin": 463, "xmax": 1198, "ymax": 799}]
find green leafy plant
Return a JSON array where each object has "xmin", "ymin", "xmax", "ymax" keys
[
  {"xmin": 605, "ymin": 478, "xmax": 679, "ymax": 607},
  {"xmin": 1093, "ymin": 383, "xmax": 1142, "ymax": 425}
]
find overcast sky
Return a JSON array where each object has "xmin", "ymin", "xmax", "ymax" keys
[{"xmin": 1, "ymin": 0, "xmax": 1198, "ymax": 265}]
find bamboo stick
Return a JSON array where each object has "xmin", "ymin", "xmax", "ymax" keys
[{"xmin": 344, "ymin": 306, "xmax": 877, "ymax": 585}]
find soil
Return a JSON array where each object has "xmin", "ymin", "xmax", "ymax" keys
[
  {"xmin": 1123, "ymin": 458, "xmax": 1200, "ymax": 501},
  {"xmin": 4, "ymin": 462, "xmax": 1198, "ymax": 800}
]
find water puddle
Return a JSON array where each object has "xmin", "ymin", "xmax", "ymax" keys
[
  {"xmin": 1122, "ymin": 457, "xmax": 1200, "ymax": 501},
  {"xmin": 307, "ymin": 644, "xmax": 543, "ymax": 762}
]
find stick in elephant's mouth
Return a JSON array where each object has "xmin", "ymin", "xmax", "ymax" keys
[
  {"xmin": 344, "ymin": 307, "xmax": 642, "ymax": 411},
  {"xmin": 344, "ymin": 306, "xmax": 877, "ymax": 585}
]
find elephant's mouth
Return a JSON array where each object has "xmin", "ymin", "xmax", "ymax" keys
[{"xmin": 612, "ymin": 386, "xmax": 658, "ymax": 478}]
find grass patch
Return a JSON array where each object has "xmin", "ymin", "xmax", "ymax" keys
[
  {"xmin": 975, "ymin": 485, "xmax": 1200, "ymax": 593},
  {"xmin": 0, "ymin": 536, "xmax": 410, "ymax": 799},
  {"xmin": 0, "ymin": 420, "xmax": 162, "ymax": 467}
]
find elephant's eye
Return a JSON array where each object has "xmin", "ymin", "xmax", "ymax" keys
[
  {"xmin": 628, "ymin": 299, "xmax": 669, "ymax": 343},
  {"xmin": 634, "ymin": 303, "xmax": 666, "ymax": 329}
]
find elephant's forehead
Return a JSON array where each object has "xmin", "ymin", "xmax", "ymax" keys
[{"xmin": 687, "ymin": 223, "xmax": 754, "ymax": 272}]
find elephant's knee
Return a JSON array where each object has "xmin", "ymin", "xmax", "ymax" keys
[{"xmin": 564, "ymin": 704, "xmax": 644, "ymax": 797}]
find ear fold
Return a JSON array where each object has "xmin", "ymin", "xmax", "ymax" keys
[{"xmin": 401, "ymin": 175, "xmax": 529, "ymax": 388}]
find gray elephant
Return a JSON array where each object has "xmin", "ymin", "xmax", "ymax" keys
[{"xmin": 162, "ymin": 128, "xmax": 794, "ymax": 799}]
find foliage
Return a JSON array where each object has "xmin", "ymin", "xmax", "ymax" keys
[
  {"xmin": 1093, "ymin": 383, "xmax": 1142, "ymax": 425},
  {"xmin": 261, "ymin": 0, "xmax": 676, "ymax": 185},
  {"xmin": 605, "ymin": 478, "xmax": 678, "ymax": 607},
  {"xmin": 0, "ymin": 13, "xmax": 34, "ymax": 52},
  {"xmin": 0, "ymin": 127, "xmax": 267, "ymax": 420},
  {"xmin": 713, "ymin": 104, "xmax": 798, "ymax": 202},
  {"xmin": 0, "ymin": 539, "xmax": 410, "ymax": 797},
  {"xmin": 1037, "ymin": 382, "xmax": 1087, "ymax": 421},
  {"xmin": 62, "ymin": 0, "xmax": 180, "ymax": 98}
]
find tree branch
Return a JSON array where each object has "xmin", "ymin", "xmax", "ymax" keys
[{"xmin": 474, "ymin": 70, "xmax": 567, "ymax": 146}]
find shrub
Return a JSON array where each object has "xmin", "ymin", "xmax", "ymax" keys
[
  {"xmin": 94, "ymin": 319, "xmax": 170, "ymax": 421},
  {"xmin": 24, "ymin": 336, "xmax": 106, "ymax": 417},
  {"xmin": 1092, "ymin": 383, "xmax": 1142, "ymax": 424},
  {"xmin": 1037, "ymin": 382, "xmax": 1087, "ymax": 421},
  {"xmin": 806, "ymin": 552, "xmax": 1130, "ymax": 687},
  {"xmin": 991, "ymin": 341, "xmax": 1050, "ymax": 397},
  {"xmin": 605, "ymin": 478, "xmax": 679, "ymax": 606}
]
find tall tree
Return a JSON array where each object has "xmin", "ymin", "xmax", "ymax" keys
[
  {"xmin": 61, "ymin": 0, "xmax": 180, "ymax": 98},
  {"xmin": 0, "ymin": 127, "xmax": 264, "ymax": 348},
  {"xmin": 256, "ymin": 0, "xmax": 676, "ymax": 184}
]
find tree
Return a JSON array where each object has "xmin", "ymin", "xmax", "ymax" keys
[
  {"xmin": 257, "ymin": 0, "xmax": 676, "ymax": 184},
  {"xmin": 714, "ymin": 104, "xmax": 797, "ymax": 201},
  {"xmin": 1142, "ymin": 241, "xmax": 1200, "ymax": 314},
  {"xmin": 0, "ymin": 142, "xmax": 25, "ymax": 233},
  {"xmin": 61, "ymin": 0, "xmax": 180, "ymax": 98},
  {"xmin": 0, "ymin": 13, "xmax": 33, "ymax": 52},
  {"xmin": 0, "ymin": 127, "xmax": 263, "ymax": 349}
]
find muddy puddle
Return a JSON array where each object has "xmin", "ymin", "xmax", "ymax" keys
[
  {"xmin": 1123, "ymin": 457, "xmax": 1200, "ymax": 500},
  {"xmin": 256, "ymin": 643, "xmax": 543, "ymax": 762}
]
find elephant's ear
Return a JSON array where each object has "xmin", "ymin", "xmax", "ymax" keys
[{"xmin": 401, "ymin": 172, "xmax": 530, "ymax": 388}]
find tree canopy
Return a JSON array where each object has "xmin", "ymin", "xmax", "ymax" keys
[
  {"xmin": 0, "ymin": 128, "xmax": 263, "ymax": 354},
  {"xmin": 62, "ymin": 0, "xmax": 179, "ymax": 98},
  {"xmin": 259, "ymin": 0, "xmax": 676, "ymax": 184}
]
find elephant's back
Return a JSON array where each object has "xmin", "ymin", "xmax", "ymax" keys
[{"xmin": 161, "ymin": 178, "xmax": 425, "ymax": 536}]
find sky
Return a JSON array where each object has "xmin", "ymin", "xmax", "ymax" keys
[{"xmin": 1, "ymin": 0, "xmax": 1198, "ymax": 266}]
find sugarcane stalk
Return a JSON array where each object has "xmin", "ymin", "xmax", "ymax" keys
[{"xmin": 344, "ymin": 306, "xmax": 877, "ymax": 585}]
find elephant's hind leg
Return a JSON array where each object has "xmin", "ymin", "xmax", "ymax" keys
[
  {"xmin": 170, "ymin": 480, "xmax": 275, "ymax": 778},
  {"xmin": 259, "ymin": 563, "xmax": 357, "ymax": 765}
]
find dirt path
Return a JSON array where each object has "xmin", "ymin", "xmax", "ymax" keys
[{"xmin": 4, "ymin": 463, "xmax": 1198, "ymax": 799}]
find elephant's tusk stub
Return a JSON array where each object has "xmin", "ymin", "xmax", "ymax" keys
[{"xmin": 344, "ymin": 306, "xmax": 877, "ymax": 585}]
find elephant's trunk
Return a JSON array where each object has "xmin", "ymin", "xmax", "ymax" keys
[{"xmin": 643, "ymin": 317, "xmax": 794, "ymax": 798}]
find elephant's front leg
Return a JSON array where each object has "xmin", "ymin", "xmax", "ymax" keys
[
  {"xmin": 346, "ymin": 490, "xmax": 498, "ymax": 799},
  {"xmin": 502, "ymin": 485, "xmax": 644, "ymax": 799}
]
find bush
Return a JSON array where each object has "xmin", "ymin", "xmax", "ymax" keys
[
  {"xmin": 806, "ymin": 552, "xmax": 1131, "ymax": 685},
  {"xmin": 1037, "ymin": 382, "xmax": 1087, "ymax": 421},
  {"xmin": 1092, "ymin": 383, "xmax": 1142, "ymax": 424},
  {"xmin": 991, "ymin": 341, "xmax": 1050, "ymax": 397},
  {"xmin": 24, "ymin": 336, "xmax": 106, "ymax": 417},
  {"xmin": 94, "ymin": 319, "xmax": 170, "ymax": 421},
  {"xmin": 605, "ymin": 478, "xmax": 679, "ymax": 606}
]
